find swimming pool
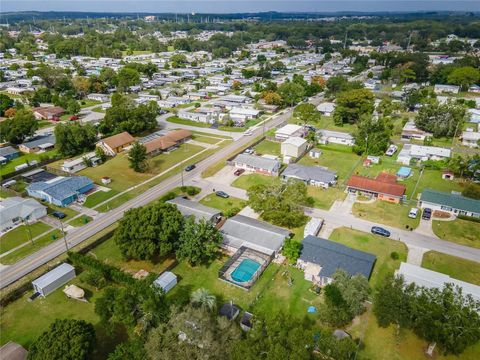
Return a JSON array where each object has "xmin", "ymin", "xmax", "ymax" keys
[{"xmin": 231, "ymin": 258, "xmax": 261, "ymax": 283}]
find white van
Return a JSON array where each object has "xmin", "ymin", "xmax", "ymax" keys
[{"xmin": 408, "ymin": 208, "xmax": 419, "ymax": 219}]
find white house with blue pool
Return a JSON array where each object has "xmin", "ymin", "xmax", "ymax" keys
[{"xmin": 26, "ymin": 176, "xmax": 94, "ymax": 207}]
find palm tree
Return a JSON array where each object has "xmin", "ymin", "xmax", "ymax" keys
[{"xmin": 191, "ymin": 288, "xmax": 216, "ymax": 311}]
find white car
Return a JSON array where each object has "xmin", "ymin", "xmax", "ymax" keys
[
  {"xmin": 408, "ymin": 208, "xmax": 419, "ymax": 219},
  {"xmin": 386, "ymin": 144, "xmax": 398, "ymax": 156}
]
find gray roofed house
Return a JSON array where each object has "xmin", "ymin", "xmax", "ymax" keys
[
  {"xmin": 281, "ymin": 164, "xmax": 337, "ymax": 188},
  {"xmin": 231, "ymin": 154, "xmax": 281, "ymax": 176},
  {"xmin": 419, "ymin": 189, "xmax": 480, "ymax": 218},
  {"xmin": 26, "ymin": 176, "xmax": 94, "ymax": 207},
  {"xmin": 167, "ymin": 196, "xmax": 222, "ymax": 223},
  {"xmin": 220, "ymin": 215, "xmax": 291, "ymax": 255},
  {"xmin": 298, "ymin": 236, "xmax": 376, "ymax": 285},
  {"xmin": 0, "ymin": 146, "xmax": 20, "ymax": 163},
  {"xmin": 0, "ymin": 196, "xmax": 47, "ymax": 232},
  {"xmin": 18, "ymin": 134, "xmax": 56, "ymax": 154}
]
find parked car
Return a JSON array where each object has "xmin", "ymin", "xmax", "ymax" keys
[
  {"xmin": 185, "ymin": 164, "xmax": 196, "ymax": 172},
  {"xmin": 385, "ymin": 144, "xmax": 398, "ymax": 156},
  {"xmin": 422, "ymin": 208, "xmax": 432, "ymax": 220},
  {"xmin": 371, "ymin": 226, "xmax": 391, "ymax": 237},
  {"xmin": 69, "ymin": 115, "xmax": 79, "ymax": 121},
  {"xmin": 52, "ymin": 211, "xmax": 66, "ymax": 219},
  {"xmin": 244, "ymin": 148, "xmax": 254, "ymax": 154},
  {"xmin": 234, "ymin": 169, "xmax": 245, "ymax": 176},
  {"xmin": 244, "ymin": 129, "xmax": 253, "ymax": 136},
  {"xmin": 215, "ymin": 191, "xmax": 230, "ymax": 199},
  {"xmin": 408, "ymin": 208, "xmax": 419, "ymax": 219}
]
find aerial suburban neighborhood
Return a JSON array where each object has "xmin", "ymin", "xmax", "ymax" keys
[{"xmin": 0, "ymin": 4, "xmax": 480, "ymax": 360}]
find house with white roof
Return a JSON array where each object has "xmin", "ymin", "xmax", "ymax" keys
[
  {"xmin": 316, "ymin": 102, "xmax": 335, "ymax": 116},
  {"xmin": 461, "ymin": 129, "xmax": 480, "ymax": 148},
  {"xmin": 317, "ymin": 129, "xmax": 355, "ymax": 146},
  {"xmin": 0, "ymin": 196, "xmax": 47, "ymax": 232},
  {"xmin": 397, "ymin": 144, "xmax": 451, "ymax": 165},
  {"xmin": 231, "ymin": 154, "xmax": 281, "ymax": 176},
  {"xmin": 434, "ymin": 84, "xmax": 460, "ymax": 94},
  {"xmin": 401, "ymin": 121, "xmax": 432, "ymax": 141},
  {"xmin": 229, "ymin": 107, "xmax": 261, "ymax": 124},
  {"xmin": 275, "ymin": 124, "xmax": 304, "ymax": 141}
]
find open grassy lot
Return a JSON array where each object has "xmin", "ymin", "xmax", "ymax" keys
[
  {"xmin": 78, "ymin": 144, "xmax": 203, "ymax": 192},
  {"xmin": 167, "ymin": 116, "xmax": 210, "ymax": 128},
  {"xmin": 328, "ymin": 227, "xmax": 407, "ymax": 289},
  {"xmin": 253, "ymin": 140, "xmax": 281, "ymax": 157},
  {"xmin": 84, "ymin": 189, "xmax": 120, "ymax": 208},
  {"xmin": 68, "ymin": 215, "xmax": 93, "ymax": 227},
  {"xmin": 1, "ymin": 229, "xmax": 62, "ymax": 265},
  {"xmin": 308, "ymin": 186, "xmax": 346, "ymax": 210},
  {"xmin": 432, "ymin": 218, "xmax": 480, "ymax": 249},
  {"xmin": 0, "ymin": 150, "xmax": 57, "ymax": 177},
  {"xmin": 0, "ymin": 277, "xmax": 125, "ymax": 359},
  {"xmin": 298, "ymin": 146, "xmax": 360, "ymax": 182},
  {"xmin": 91, "ymin": 106, "xmax": 105, "ymax": 113},
  {"xmin": 80, "ymin": 99, "xmax": 101, "ymax": 108},
  {"xmin": 349, "ymin": 308, "xmax": 480, "ymax": 360},
  {"xmin": 411, "ymin": 169, "xmax": 465, "ymax": 199},
  {"xmin": 353, "ymin": 201, "xmax": 420, "ymax": 230},
  {"xmin": 199, "ymin": 193, "xmax": 246, "ymax": 213},
  {"xmin": 218, "ymin": 126, "xmax": 245, "ymax": 133},
  {"xmin": 191, "ymin": 135, "xmax": 224, "ymax": 144},
  {"xmin": 231, "ymin": 173, "xmax": 278, "ymax": 190},
  {"xmin": 422, "ymin": 251, "xmax": 480, "ymax": 285},
  {"xmin": 0, "ymin": 222, "xmax": 52, "ymax": 254}
]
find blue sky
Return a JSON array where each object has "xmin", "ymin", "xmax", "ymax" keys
[{"xmin": 2, "ymin": 1, "xmax": 480, "ymax": 13}]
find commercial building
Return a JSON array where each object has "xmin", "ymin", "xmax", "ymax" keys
[{"xmin": 0, "ymin": 196, "xmax": 47, "ymax": 232}]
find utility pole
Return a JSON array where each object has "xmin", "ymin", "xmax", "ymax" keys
[
  {"xmin": 60, "ymin": 220, "xmax": 68, "ymax": 251},
  {"xmin": 181, "ymin": 168, "xmax": 184, "ymax": 187},
  {"xmin": 23, "ymin": 218, "xmax": 34, "ymax": 246}
]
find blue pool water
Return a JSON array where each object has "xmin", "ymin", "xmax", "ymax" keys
[{"xmin": 231, "ymin": 259, "xmax": 261, "ymax": 283}]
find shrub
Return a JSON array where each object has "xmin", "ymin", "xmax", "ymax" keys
[
  {"xmin": 224, "ymin": 207, "xmax": 241, "ymax": 217},
  {"xmin": 83, "ymin": 270, "xmax": 107, "ymax": 290},
  {"xmin": 159, "ymin": 191, "xmax": 177, "ymax": 202},
  {"xmin": 390, "ymin": 251, "xmax": 399, "ymax": 260}
]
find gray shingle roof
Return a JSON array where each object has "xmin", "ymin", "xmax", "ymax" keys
[
  {"xmin": 0, "ymin": 146, "xmax": 19, "ymax": 157},
  {"xmin": 233, "ymin": 154, "xmax": 280, "ymax": 173},
  {"xmin": 299, "ymin": 236, "xmax": 376, "ymax": 279},
  {"xmin": 167, "ymin": 197, "xmax": 221, "ymax": 222},
  {"xmin": 282, "ymin": 164, "xmax": 337, "ymax": 184},
  {"xmin": 21, "ymin": 134, "xmax": 56, "ymax": 149},
  {"xmin": 221, "ymin": 215, "xmax": 290, "ymax": 255},
  {"xmin": 27, "ymin": 176, "xmax": 93, "ymax": 201},
  {"xmin": 420, "ymin": 189, "xmax": 480, "ymax": 214}
]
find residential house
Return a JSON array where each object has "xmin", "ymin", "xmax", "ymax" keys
[
  {"xmin": 0, "ymin": 146, "xmax": 20, "ymax": 164},
  {"xmin": 461, "ymin": 130, "xmax": 480, "ymax": 148},
  {"xmin": 18, "ymin": 134, "xmax": 55, "ymax": 154},
  {"xmin": 60, "ymin": 152, "xmax": 101, "ymax": 173},
  {"xmin": 27, "ymin": 176, "xmax": 94, "ymax": 207},
  {"xmin": 229, "ymin": 107, "xmax": 261, "ymax": 124},
  {"xmin": 274, "ymin": 124, "xmax": 304, "ymax": 141},
  {"xmin": 434, "ymin": 84, "xmax": 460, "ymax": 94},
  {"xmin": 317, "ymin": 129, "xmax": 355, "ymax": 146},
  {"xmin": 401, "ymin": 121, "xmax": 432, "ymax": 140},
  {"xmin": 396, "ymin": 262, "xmax": 480, "ymax": 302},
  {"xmin": 32, "ymin": 106, "xmax": 65, "ymax": 120},
  {"xmin": 0, "ymin": 196, "xmax": 47, "ymax": 232},
  {"xmin": 468, "ymin": 84, "xmax": 480, "ymax": 93},
  {"xmin": 280, "ymin": 136, "xmax": 308, "ymax": 160},
  {"xmin": 96, "ymin": 132, "xmax": 135, "ymax": 156},
  {"xmin": 297, "ymin": 236, "xmax": 376, "ymax": 286},
  {"xmin": 220, "ymin": 214, "xmax": 291, "ymax": 256},
  {"xmin": 231, "ymin": 154, "xmax": 281, "ymax": 176},
  {"xmin": 281, "ymin": 164, "xmax": 337, "ymax": 188},
  {"xmin": 167, "ymin": 196, "xmax": 222, "ymax": 223},
  {"xmin": 419, "ymin": 189, "xmax": 480, "ymax": 218},
  {"xmin": 0, "ymin": 342, "xmax": 28, "ymax": 360},
  {"xmin": 87, "ymin": 93, "xmax": 109, "ymax": 102},
  {"xmin": 468, "ymin": 109, "xmax": 480, "ymax": 124},
  {"xmin": 347, "ymin": 172, "xmax": 406, "ymax": 203},
  {"xmin": 143, "ymin": 129, "xmax": 192, "ymax": 156},
  {"xmin": 178, "ymin": 108, "xmax": 216, "ymax": 124},
  {"xmin": 316, "ymin": 102, "xmax": 335, "ymax": 116},
  {"xmin": 397, "ymin": 144, "xmax": 451, "ymax": 165}
]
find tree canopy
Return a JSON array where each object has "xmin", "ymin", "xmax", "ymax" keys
[
  {"xmin": 333, "ymin": 88, "xmax": 375, "ymax": 125},
  {"xmin": 128, "ymin": 142, "xmax": 148, "ymax": 173},
  {"xmin": 0, "ymin": 109, "xmax": 38, "ymax": 144},
  {"xmin": 54, "ymin": 122, "xmax": 97, "ymax": 157},
  {"xmin": 414, "ymin": 101, "xmax": 466, "ymax": 138}
]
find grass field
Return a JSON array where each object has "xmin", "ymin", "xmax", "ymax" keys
[
  {"xmin": 78, "ymin": 144, "xmax": 203, "ymax": 192},
  {"xmin": 91, "ymin": 106, "xmax": 106, "ymax": 113},
  {"xmin": 328, "ymin": 227, "xmax": 407, "ymax": 289},
  {"xmin": 411, "ymin": 169, "xmax": 465, "ymax": 200},
  {"xmin": 167, "ymin": 116, "xmax": 210, "ymax": 128},
  {"xmin": 432, "ymin": 218, "xmax": 480, "ymax": 249},
  {"xmin": 68, "ymin": 215, "xmax": 93, "ymax": 227},
  {"xmin": 231, "ymin": 173, "xmax": 278, "ymax": 190},
  {"xmin": 191, "ymin": 135, "xmax": 224, "ymax": 144},
  {"xmin": 0, "ymin": 222, "xmax": 52, "ymax": 254},
  {"xmin": 352, "ymin": 201, "xmax": 420, "ymax": 230},
  {"xmin": 0, "ymin": 150, "xmax": 57, "ymax": 177},
  {"xmin": 298, "ymin": 146, "xmax": 360, "ymax": 182},
  {"xmin": 80, "ymin": 99, "xmax": 101, "ymax": 108},
  {"xmin": 308, "ymin": 186, "xmax": 346, "ymax": 210},
  {"xmin": 199, "ymin": 194, "xmax": 246, "ymax": 213},
  {"xmin": 84, "ymin": 189, "xmax": 120, "ymax": 208},
  {"xmin": 422, "ymin": 251, "xmax": 480, "ymax": 285},
  {"xmin": 46, "ymin": 204, "xmax": 79, "ymax": 221},
  {"xmin": 253, "ymin": 140, "xmax": 281, "ymax": 157}
]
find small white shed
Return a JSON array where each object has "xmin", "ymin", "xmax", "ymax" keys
[
  {"xmin": 32, "ymin": 263, "xmax": 76, "ymax": 297},
  {"xmin": 153, "ymin": 271, "xmax": 177, "ymax": 293}
]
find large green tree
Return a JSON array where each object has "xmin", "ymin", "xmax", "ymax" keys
[
  {"xmin": 0, "ymin": 93, "xmax": 13, "ymax": 116},
  {"xmin": 27, "ymin": 319, "xmax": 95, "ymax": 360},
  {"xmin": 278, "ymin": 81, "xmax": 305, "ymax": 107},
  {"xmin": 0, "ymin": 109, "xmax": 38, "ymax": 144},
  {"xmin": 447, "ymin": 66, "xmax": 480, "ymax": 91},
  {"xmin": 114, "ymin": 202, "xmax": 184, "ymax": 260},
  {"xmin": 54, "ymin": 122, "xmax": 97, "ymax": 157},
  {"xmin": 176, "ymin": 217, "xmax": 223, "ymax": 266},
  {"xmin": 117, "ymin": 67, "xmax": 140, "ymax": 90},
  {"xmin": 293, "ymin": 103, "xmax": 320, "ymax": 126},
  {"xmin": 353, "ymin": 116, "xmax": 392, "ymax": 155},
  {"xmin": 415, "ymin": 101, "xmax": 466, "ymax": 138},
  {"xmin": 128, "ymin": 142, "xmax": 148, "ymax": 173},
  {"xmin": 333, "ymin": 88, "xmax": 374, "ymax": 125}
]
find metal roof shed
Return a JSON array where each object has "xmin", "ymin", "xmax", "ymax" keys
[
  {"xmin": 153, "ymin": 271, "xmax": 177, "ymax": 293},
  {"xmin": 32, "ymin": 263, "xmax": 76, "ymax": 297}
]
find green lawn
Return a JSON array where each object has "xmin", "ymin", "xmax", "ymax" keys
[
  {"xmin": 411, "ymin": 169, "xmax": 465, "ymax": 200},
  {"xmin": 328, "ymin": 227, "xmax": 407, "ymax": 289},
  {"xmin": 0, "ymin": 222, "xmax": 52, "ymax": 254},
  {"xmin": 231, "ymin": 173, "xmax": 278, "ymax": 190},
  {"xmin": 1, "ymin": 229, "xmax": 62, "ymax": 265},
  {"xmin": 199, "ymin": 194, "xmax": 246, "ymax": 213},
  {"xmin": 46, "ymin": 204, "xmax": 79, "ymax": 221},
  {"xmin": 191, "ymin": 135, "xmax": 223, "ymax": 144},
  {"xmin": 84, "ymin": 189, "xmax": 120, "ymax": 208},
  {"xmin": 308, "ymin": 186, "xmax": 346, "ymax": 210},
  {"xmin": 217, "ymin": 126, "xmax": 245, "ymax": 133},
  {"xmin": 68, "ymin": 215, "xmax": 93, "ymax": 227},
  {"xmin": 78, "ymin": 144, "xmax": 203, "ymax": 192},
  {"xmin": 0, "ymin": 150, "xmax": 57, "ymax": 178},
  {"xmin": 80, "ymin": 99, "xmax": 101, "ymax": 108},
  {"xmin": 91, "ymin": 106, "xmax": 106, "ymax": 113},
  {"xmin": 167, "ymin": 116, "xmax": 210, "ymax": 128},
  {"xmin": 298, "ymin": 146, "xmax": 360, "ymax": 183},
  {"xmin": 432, "ymin": 218, "xmax": 480, "ymax": 249},
  {"xmin": 352, "ymin": 201, "xmax": 420, "ymax": 230},
  {"xmin": 253, "ymin": 140, "xmax": 281, "ymax": 157},
  {"xmin": 422, "ymin": 251, "xmax": 480, "ymax": 285}
]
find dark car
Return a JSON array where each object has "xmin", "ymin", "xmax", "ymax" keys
[
  {"xmin": 185, "ymin": 164, "xmax": 196, "ymax": 172},
  {"xmin": 234, "ymin": 169, "xmax": 245, "ymax": 176},
  {"xmin": 422, "ymin": 208, "xmax": 432, "ymax": 220},
  {"xmin": 52, "ymin": 211, "xmax": 66, "ymax": 219},
  {"xmin": 371, "ymin": 226, "xmax": 391, "ymax": 237},
  {"xmin": 215, "ymin": 191, "xmax": 230, "ymax": 199},
  {"xmin": 69, "ymin": 115, "xmax": 79, "ymax": 121}
]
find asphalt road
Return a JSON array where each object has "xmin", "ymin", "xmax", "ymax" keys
[{"xmin": 0, "ymin": 97, "xmax": 302, "ymax": 289}]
